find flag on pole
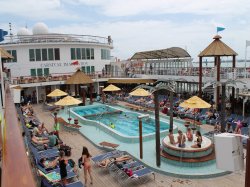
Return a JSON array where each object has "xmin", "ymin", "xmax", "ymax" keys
[
  {"xmin": 216, "ymin": 27, "xmax": 225, "ymax": 33},
  {"xmin": 246, "ymin": 40, "xmax": 250, "ymax": 47}
]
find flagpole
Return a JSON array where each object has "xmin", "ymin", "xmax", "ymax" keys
[{"xmin": 245, "ymin": 42, "xmax": 248, "ymax": 78}]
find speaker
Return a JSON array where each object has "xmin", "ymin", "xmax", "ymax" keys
[{"xmin": 214, "ymin": 133, "xmax": 244, "ymax": 171}]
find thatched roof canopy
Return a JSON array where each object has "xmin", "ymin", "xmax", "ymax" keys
[
  {"xmin": 198, "ymin": 35, "xmax": 238, "ymax": 57},
  {"xmin": 65, "ymin": 69, "xmax": 93, "ymax": 84},
  {"xmin": 0, "ymin": 48, "xmax": 13, "ymax": 59}
]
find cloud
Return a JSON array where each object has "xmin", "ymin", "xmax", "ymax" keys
[
  {"xmin": 76, "ymin": 0, "xmax": 250, "ymax": 17},
  {"xmin": 49, "ymin": 19, "xmax": 249, "ymax": 60},
  {"xmin": 0, "ymin": 0, "xmax": 78, "ymax": 20}
]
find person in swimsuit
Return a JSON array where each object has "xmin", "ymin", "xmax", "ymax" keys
[
  {"xmin": 59, "ymin": 151, "xmax": 68, "ymax": 185},
  {"xmin": 82, "ymin": 146, "xmax": 93, "ymax": 186},
  {"xmin": 98, "ymin": 155, "xmax": 131, "ymax": 168},
  {"xmin": 186, "ymin": 128, "xmax": 193, "ymax": 141},
  {"xmin": 191, "ymin": 131, "xmax": 202, "ymax": 148},
  {"xmin": 177, "ymin": 130, "xmax": 186, "ymax": 148},
  {"xmin": 168, "ymin": 129, "xmax": 177, "ymax": 145}
]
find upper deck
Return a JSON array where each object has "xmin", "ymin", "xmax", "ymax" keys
[{"xmin": 0, "ymin": 33, "xmax": 113, "ymax": 48}]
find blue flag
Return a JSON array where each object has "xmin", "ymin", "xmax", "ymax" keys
[
  {"xmin": 217, "ymin": 27, "xmax": 225, "ymax": 33},
  {"xmin": 0, "ymin": 29, "xmax": 8, "ymax": 42}
]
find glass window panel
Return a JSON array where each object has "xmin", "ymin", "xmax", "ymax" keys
[
  {"xmin": 81, "ymin": 66, "xmax": 86, "ymax": 73},
  {"xmin": 90, "ymin": 48, "xmax": 94, "ymax": 59},
  {"xmin": 35, "ymin": 49, "xmax": 41, "ymax": 61},
  {"xmin": 42, "ymin": 48, "xmax": 48, "ymax": 61},
  {"xmin": 37, "ymin": 68, "xmax": 43, "ymax": 76},
  {"xmin": 76, "ymin": 48, "xmax": 81, "ymax": 60},
  {"xmin": 91, "ymin": 66, "xmax": 95, "ymax": 73},
  {"xmin": 44, "ymin": 68, "xmax": 49, "ymax": 76},
  {"xmin": 71, "ymin": 48, "xmax": 76, "ymax": 60},
  {"xmin": 86, "ymin": 66, "xmax": 90, "ymax": 73},
  {"xmin": 12, "ymin": 50, "xmax": 17, "ymax": 62},
  {"xmin": 54, "ymin": 48, "xmax": 60, "ymax": 60},
  {"xmin": 48, "ymin": 48, "xmax": 54, "ymax": 60},
  {"xmin": 86, "ymin": 48, "xmax": 90, "ymax": 59},
  {"xmin": 30, "ymin": 69, "xmax": 36, "ymax": 77},
  {"xmin": 29, "ymin": 49, "xmax": 35, "ymax": 61},
  {"xmin": 81, "ymin": 48, "xmax": 86, "ymax": 59},
  {"xmin": 101, "ymin": 49, "xmax": 104, "ymax": 59}
]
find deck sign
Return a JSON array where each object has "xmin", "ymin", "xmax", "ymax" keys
[{"xmin": 40, "ymin": 61, "xmax": 88, "ymax": 68}]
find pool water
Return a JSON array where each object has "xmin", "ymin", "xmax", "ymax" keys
[{"xmin": 72, "ymin": 104, "xmax": 170, "ymax": 136}]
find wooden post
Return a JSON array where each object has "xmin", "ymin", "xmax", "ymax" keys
[
  {"xmin": 139, "ymin": 119, "xmax": 143, "ymax": 159},
  {"xmin": 199, "ymin": 56, "xmax": 202, "ymax": 97},
  {"xmin": 169, "ymin": 91, "xmax": 174, "ymax": 130},
  {"xmin": 216, "ymin": 56, "xmax": 221, "ymax": 110},
  {"xmin": 232, "ymin": 55, "xmax": 236, "ymax": 113},
  {"xmin": 154, "ymin": 91, "xmax": 161, "ymax": 167},
  {"xmin": 245, "ymin": 138, "xmax": 250, "ymax": 187},
  {"xmin": 82, "ymin": 87, "xmax": 85, "ymax": 106},
  {"xmin": 90, "ymin": 83, "xmax": 93, "ymax": 104},
  {"xmin": 220, "ymin": 84, "xmax": 226, "ymax": 132}
]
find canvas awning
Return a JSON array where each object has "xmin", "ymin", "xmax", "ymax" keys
[
  {"xmin": 108, "ymin": 78, "xmax": 155, "ymax": 84},
  {"xmin": 0, "ymin": 48, "xmax": 13, "ymax": 59},
  {"xmin": 131, "ymin": 47, "xmax": 191, "ymax": 60}
]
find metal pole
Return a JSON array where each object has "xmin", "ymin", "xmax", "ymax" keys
[
  {"xmin": 154, "ymin": 91, "xmax": 161, "ymax": 167},
  {"xmin": 245, "ymin": 138, "xmax": 250, "ymax": 187},
  {"xmin": 139, "ymin": 119, "xmax": 143, "ymax": 159},
  {"xmin": 199, "ymin": 56, "xmax": 202, "ymax": 97},
  {"xmin": 0, "ymin": 51, "xmax": 5, "ymax": 108},
  {"xmin": 169, "ymin": 91, "xmax": 173, "ymax": 130}
]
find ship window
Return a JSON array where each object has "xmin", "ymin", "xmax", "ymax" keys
[
  {"xmin": 101, "ymin": 49, "xmax": 110, "ymax": 60},
  {"xmin": 44, "ymin": 68, "xmax": 49, "ymax": 76},
  {"xmin": 91, "ymin": 66, "xmax": 95, "ymax": 73},
  {"xmin": 37, "ymin": 68, "xmax": 43, "ymax": 76},
  {"xmin": 86, "ymin": 48, "xmax": 90, "ymax": 59},
  {"xmin": 76, "ymin": 48, "xmax": 81, "ymax": 60},
  {"xmin": 54, "ymin": 48, "xmax": 60, "ymax": 60},
  {"xmin": 30, "ymin": 69, "xmax": 36, "ymax": 77},
  {"xmin": 6, "ymin": 50, "xmax": 17, "ymax": 63},
  {"xmin": 86, "ymin": 66, "xmax": 90, "ymax": 74},
  {"xmin": 48, "ymin": 48, "xmax": 54, "ymax": 60},
  {"xmin": 29, "ymin": 49, "xmax": 35, "ymax": 61},
  {"xmin": 81, "ymin": 48, "xmax": 86, "ymax": 59},
  {"xmin": 71, "ymin": 48, "xmax": 76, "ymax": 60},
  {"xmin": 35, "ymin": 49, "xmax": 41, "ymax": 61},
  {"xmin": 42, "ymin": 48, "xmax": 48, "ymax": 61},
  {"xmin": 90, "ymin": 48, "xmax": 94, "ymax": 59},
  {"xmin": 81, "ymin": 66, "xmax": 86, "ymax": 73}
]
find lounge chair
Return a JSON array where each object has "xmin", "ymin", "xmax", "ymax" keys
[
  {"xmin": 65, "ymin": 181, "xmax": 84, "ymax": 187},
  {"xmin": 91, "ymin": 150, "xmax": 124, "ymax": 163},
  {"xmin": 117, "ymin": 166, "xmax": 155, "ymax": 185}
]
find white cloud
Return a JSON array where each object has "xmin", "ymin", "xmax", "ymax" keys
[
  {"xmin": 0, "ymin": 0, "xmax": 78, "ymax": 20},
  {"xmin": 76, "ymin": 0, "xmax": 250, "ymax": 17},
  {"xmin": 49, "ymin": 19, "xmax": 249, "ymax": 60}
]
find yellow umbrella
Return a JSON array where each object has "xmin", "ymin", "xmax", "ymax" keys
[
  {"xmin": 47, "ymin": 89, "xmax": 68, "ymax": 97},
  {"xmin": 103, "ymin": 84, "xmax": 121, "ymax": 92},
  {"xmin": 55, "ymin": 96, "xmax": 82, "ymax": 106},
  {"xmin": 179, "ymin": 96, "xmax": 211, "ymax": 109},
  {"xmin": 129, "ymin": 88, "xmax": 151, "ymax": 97}
]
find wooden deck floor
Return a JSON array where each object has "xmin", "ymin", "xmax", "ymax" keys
[{"xmin": 34, "ymin": 104, "xmax": 245, "ymax": 187}]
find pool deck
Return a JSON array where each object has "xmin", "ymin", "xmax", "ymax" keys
[{"xmin": 33, "ymin": 103, "xmax": 245, "ymax": 187}]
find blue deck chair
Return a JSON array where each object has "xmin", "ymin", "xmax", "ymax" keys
[
  {"xmin": 65, "ymin": 181, "xmax": 84, "ymax": 187},
  {"xmin": 109, "ymin": 160, "xmax": 141, "ymax": 176},
  {"xmin": 91, "ymin": 150, "xmax": 124, "ymax": 163},
  {"xmin": 118, "ymin": 167, "xmax": 155, "ymax": 185}
]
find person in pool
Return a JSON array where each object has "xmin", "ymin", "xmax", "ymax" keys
[
  {"xmin": 109, "ymin": 122, "xmax": 115, "ymax": 129},
  {"xmin": 177, "ymin": 130, "xmax": 186, "ymax": 148}
]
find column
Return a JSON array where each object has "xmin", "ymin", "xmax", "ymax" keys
[
  {"xmin": 36, "ymin": 86, "xmax": 39, "ymax": 104},
  {"xmin": 199, "ymin": 56, "xmax": 202, "ymax": 97},
  {"xmin": 154, "ymin": 91, "xmax": 161, "ymax": 167}
]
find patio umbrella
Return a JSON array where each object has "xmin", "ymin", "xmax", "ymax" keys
[
  {"xmin": 179, "ymin": 96, "xmax": 211, "ymax": 129},
  {"xmin": 179, "ymin": 96, "xmax": 211, "ymax": 109},
  {"xmin": 55, "ymin": 96, "xmax": 82, "ymax": 118},
  {"xmin": 47, "ymin": 89, "xmax": 68, "ymax": 97},
  {"xmin": 103, "ymin": 84, "xmax": 121, "ymax": 92},
  {"xmin": 65, "ymin": 69, "xmax": 93, "ymax": 105},
  {"xmin": 129, "ymin": 88, "xmax": 151, "ymax": 97}
]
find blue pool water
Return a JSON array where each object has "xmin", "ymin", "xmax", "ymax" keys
[{"xmin": 72, "ymin": 104, "xmax": 170, "ymax": 136}]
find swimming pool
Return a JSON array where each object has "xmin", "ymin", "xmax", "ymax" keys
[{"xmin": 72, "ymin": 104, "xmax": 171, "ymax": 137}]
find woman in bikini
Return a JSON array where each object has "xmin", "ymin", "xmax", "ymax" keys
[{"xmin": 82, "ymin": 146, "xmax": 93, "ymax": 186}]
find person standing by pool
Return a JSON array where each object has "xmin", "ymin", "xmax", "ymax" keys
[
  {"xmin": 191, "ymin": 131, "xmax": 202, "ymax": 148},
  {"xmin": 177, "ymin": 130, "xmax": 186, "ymax": 148},
  {"xmin": 82, "ymin": 146, "xmax": 93, "ymax": 186},
  {"xmin": 59, "ymin": 151, "xmax": 68, "ymax": 185}
]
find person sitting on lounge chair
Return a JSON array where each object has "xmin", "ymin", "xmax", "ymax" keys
[
  {"xmin": 31, "ymin": 134, "xmax": 49, "ymax": 145},
  {"xmin": 99, "ymin": 155, "xmax": 131, "ymax": 168},
  {"xmin": 40, "ymin": 157, "xmax": 59, "ymax": 169}
]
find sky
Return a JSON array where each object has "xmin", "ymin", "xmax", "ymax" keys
[{"xmin": 0, "ymin": 0, "xmax": 250, "ymax": 61}]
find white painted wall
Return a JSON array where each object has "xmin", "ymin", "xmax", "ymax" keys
[{"xmin": 3, "ymin": 42, "xmax": 111, "ymax": 77}]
